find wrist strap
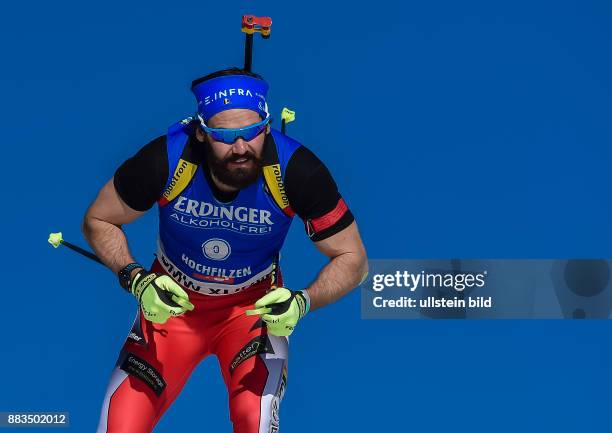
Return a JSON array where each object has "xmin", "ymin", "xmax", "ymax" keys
[
  {"xmin": 296, "ymin": 290, "xmax": 311, "ymax": 317},
  {"xmin": 118, "ymin": 262, "xmax": 144, "ymax": 291},
  {"xmin": 132, "ymin": 272, "xmax": 157, "ymax": 301}
]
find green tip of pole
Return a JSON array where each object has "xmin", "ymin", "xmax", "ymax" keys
[
  {"xmin": 281, "ymin": 108, "xmax": 296, "ymax": 124},
  {"xmin": 48, "ymin": 232, "xmax": 63, "ymax": 248}
]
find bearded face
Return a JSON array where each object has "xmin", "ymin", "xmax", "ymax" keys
[
  {"xmin": 197, "ymin": 108, "xmax": 268, "ymax": 190},
  {"xmin": 203, "ymin": 136, "xmax": 265, "ymax": 189}
]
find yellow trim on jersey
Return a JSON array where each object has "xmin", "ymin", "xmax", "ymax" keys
[
  {"xmin": 160, "ymin": 158, "xmax": 198, "ymax": 205},
  {"xmin": 263, "ymin": 163, "xmax": 291, "ymax": 212}
]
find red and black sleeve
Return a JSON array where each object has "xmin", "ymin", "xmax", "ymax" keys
[{"xmin": 284, "ymin": 146, "xmax": 355, "ymax": 242}]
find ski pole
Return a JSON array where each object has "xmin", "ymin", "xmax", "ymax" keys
[
  {"xmin": 281, "ymin": 108, "xmax": 295, "ymax": 134},
  {"xmin": 48, "ymin": 233, "xmax": 186, "ymax": 307},
  {"xmin": 48, "ymin": 232, "xmax": 103, "ymax": 265}
]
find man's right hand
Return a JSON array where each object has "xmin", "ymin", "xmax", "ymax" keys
[{"xmin": 130, "ymin": 271, "xmax": 195, "ymax": 324}]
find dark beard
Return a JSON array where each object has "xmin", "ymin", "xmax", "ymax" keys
[{"xmin": 203, "ymin": 139, "xmax": 264, "ymax": 189}]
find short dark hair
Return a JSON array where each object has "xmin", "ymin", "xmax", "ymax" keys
[{"xmin": 191, "ymin": 67, "xmax": 265, "ymax": 90}]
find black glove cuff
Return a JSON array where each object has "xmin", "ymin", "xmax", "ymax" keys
[{"xmin": 118, "ymin": 263, "xmax": 145, "ymax": 291}]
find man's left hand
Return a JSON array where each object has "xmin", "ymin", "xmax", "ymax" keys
[{"xmin": 247, "ymin": 287, "xmax": 310, "ymax": 336}]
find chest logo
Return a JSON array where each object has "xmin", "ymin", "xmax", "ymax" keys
[{"xmin": 202, "ymin": 238, "xmax": 231, "ymax": 261}]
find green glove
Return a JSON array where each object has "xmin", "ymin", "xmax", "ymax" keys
[
  {"xmin": 130, "ymin": 271, "xmax": 195, "ymax": 324},
  {"xmin": 246, "ymin": 287, "xmax": 310, "ymax": 337}
]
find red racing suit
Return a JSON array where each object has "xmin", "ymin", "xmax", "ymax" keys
[{"xmin": 96, "ymin": 260, "xmax": 287, "ymax": 433}]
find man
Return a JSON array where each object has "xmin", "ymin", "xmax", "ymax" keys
[{"xmin": 83, "ymin": 67, "xmax": 367, "ymax": 433}]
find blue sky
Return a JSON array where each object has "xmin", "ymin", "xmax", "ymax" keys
[{"xmin": 1, "ymin": 1, "xmax": 611, "ymax": 431}]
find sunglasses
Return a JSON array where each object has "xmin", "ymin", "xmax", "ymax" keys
[{"xmin": 198, "ymin": 114, "xmax": 271, "ymax": 144}]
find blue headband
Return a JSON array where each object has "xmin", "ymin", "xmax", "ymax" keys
[{"xmin": 191, "ymin": 75, "xmax": 269, "ymax": 123}]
